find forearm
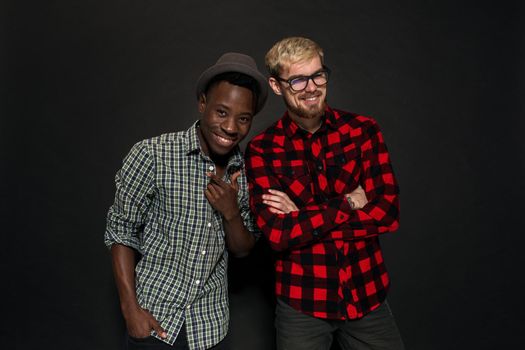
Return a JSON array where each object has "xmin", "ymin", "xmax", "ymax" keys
[
  {"xmin": 251, "ymin": 193, "xmax": 352, "ymax": 252},
  {"xmin": 322, "ymin": 194, "xmax": 400, "ymax": 242},
  {"xmin": 253, "ymin": 184, "xmax": 398, "ymax": 247},
  {"xmin": 111, "ymin": 244, "xmax": 141, "ymax": 315},
  {"xmin": 223, "ymin": 213, "xmax": 255, "ymax": 258}
]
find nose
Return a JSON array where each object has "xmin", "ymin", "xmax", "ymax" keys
[
  {"xmin": 221, "ymin": 117, "xmax": 238, "ymax": 135},
  {"xmin": 304, "ymin": 77, "xmax": 317, "ymax": 92}
]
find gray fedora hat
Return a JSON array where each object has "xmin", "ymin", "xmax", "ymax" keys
[{"xmin": 195, "ymin": 52, "xmax": 268, "ymax": 115}]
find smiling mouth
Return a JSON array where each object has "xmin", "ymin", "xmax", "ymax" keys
[
  {"xmin": 213, "ymin": 133, "xmax": 236, "ymax": 147},
  {"xmin": 301, "ymin": 94, "xmax": 322, "ymax": 105}
]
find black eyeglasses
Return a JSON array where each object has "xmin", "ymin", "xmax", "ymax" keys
[{"xmin": 274, "ymin": 66, "xmax": 331, "ymax": 92}]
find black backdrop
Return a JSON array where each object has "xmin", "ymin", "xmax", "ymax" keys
[{"xmin": 5, "ymin": 1, "xmax": 525, "ymax": 349}]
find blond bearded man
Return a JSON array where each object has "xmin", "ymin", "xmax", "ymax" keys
[{"xmin": 245, "ymin": 37, "xmax": 405, "ymax": 350}]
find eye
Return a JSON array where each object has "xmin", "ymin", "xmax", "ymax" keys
[
  {"xmin": 217, "ymin": 109, "xmax": 227, "ymax": 117},
  {"xmin": 290, "ymin": 76, "xmax": 308, "ymax": 86},
  {"xmin": 239, "ymin": 115, "xmax": 252, "ymax": 124}
]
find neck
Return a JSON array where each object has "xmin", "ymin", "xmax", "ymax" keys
[{"xmin": 289, "ymin": 113, "xmax": 323, "ymax": 133}]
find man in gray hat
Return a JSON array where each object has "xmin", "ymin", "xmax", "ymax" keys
[{"xmin": 105, "ymin": 53, "xmax": 268, "ymax": 350}]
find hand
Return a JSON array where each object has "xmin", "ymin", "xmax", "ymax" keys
[
  {"xmin": 262, "ymin": 189, "xmax": 299, "ymax": 214},
  {"xmin": 345, "ymin": 185, "xmax": 368, "ymax": 210},
  {"xmin": 205, "ymin": 171, "xmax": 241, "ymax": 221},
  {"xmin": 123, "ymin": 305, "xmax": 167, "ymax": 339}
]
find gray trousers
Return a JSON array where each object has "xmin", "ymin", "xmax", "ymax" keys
[{"xmin": 275, "ymin": 299, "xmax": 405, "ymax": 350}]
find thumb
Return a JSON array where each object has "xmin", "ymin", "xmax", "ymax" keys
[
  {"xmin": 150, "ymin": 317, "xmax": 167, "ymax": 339},
  {"xmin": 230, "ymin": 171, "xmax": 241, "ymax": 191}
]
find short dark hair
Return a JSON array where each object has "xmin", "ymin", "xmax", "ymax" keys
[{"xmin": 204, "ymin": 72, "xmax": 260, "ymax": 112}]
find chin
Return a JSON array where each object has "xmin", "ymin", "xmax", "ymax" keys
[
  {"xmin": 300, "ymin": 106, "xmax": 325, "ymax": 119},
  {"xmin": 211, "ymin": 145, "xmax": 236, "ymax": 157}
]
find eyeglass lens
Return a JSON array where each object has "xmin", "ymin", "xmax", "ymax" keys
[{"xmin": 290, "ymin": 72, "xmax": 328, "ymax": 91}]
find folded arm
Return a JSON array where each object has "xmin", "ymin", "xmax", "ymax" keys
[{"xmin": 245, "ymin": 119, "xmax": 399, "ymax": 252}]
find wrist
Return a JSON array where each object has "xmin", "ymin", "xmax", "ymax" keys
[
  {"xmin": 120, "ymin": 299, "xmax": 141, "ymax": 316},
  {"xmin": 345, "ymin": 194, "xmax": 356, "ymax": 210},
  {"xmin": 223, "ymin": 210, "xmax": 241, "ymax": 222}
]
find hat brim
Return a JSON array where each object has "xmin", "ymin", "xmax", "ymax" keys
[{"xmin": 195, "ymin": 62, "xmax": 268, "ymax": 115}]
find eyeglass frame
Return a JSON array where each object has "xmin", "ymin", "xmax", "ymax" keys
[{"xmin": 273, "ymin": 66, "xmax": 331, "ymax": 92}]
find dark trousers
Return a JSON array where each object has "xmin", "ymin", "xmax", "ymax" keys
[
  {"xmin": 275, "ymin": 298, "xmax": 405, "ymax": 350},
  {"xmin": 125, "ymin": 324, "xmax": 231, "ymax": 350}
]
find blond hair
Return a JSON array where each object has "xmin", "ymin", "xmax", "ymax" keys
[{"xmin": 265, "ymin": 37, "xmax": 324, "ymax": 77}]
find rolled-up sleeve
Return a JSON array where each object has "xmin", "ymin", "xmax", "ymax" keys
[
  {"xmin": 104, "ymin": 141, "xmax": 156, "ymax": 253},
  {"xmin": 238, "ymin": 170, "xmax": 262, "ymax": 240}
]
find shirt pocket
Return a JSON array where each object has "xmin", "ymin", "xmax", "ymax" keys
[
  {"xmin": 273, "ymin": 160, "xmax": 313, "ymax": 206},
  {"xmin": 325, "ymin": 149, "xmax": 361, "ymax": 194}
]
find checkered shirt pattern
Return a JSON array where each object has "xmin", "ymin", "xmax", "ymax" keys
[
  {"xmin": 245, "ymin": 106, "xmax": 400, "ymax": 320},
  {"xmin": 105, "ymin": 121, "xmax": 258, "ymax": 349}
]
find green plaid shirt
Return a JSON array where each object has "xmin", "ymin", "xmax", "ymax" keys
[{"xmin": 105, "ymin": 121, "xmax": 258, "ymax": 349}]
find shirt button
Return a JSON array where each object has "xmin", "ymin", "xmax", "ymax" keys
[
  {"xmin": 317, "ymin": 164, "xmax": 323, "ymax": 171},
  {"xmin": 186, "ymin": 305, "xmax": 191, "ymax": 309},
  {"xmin": 207, "ymin": 222, "xmax": 212, "ymax": 228},
  {"xmin": 312, "ymin": 229, "xmax": 320, "ymax": 236},
  {"xmin": 195, "ymin": 280, "xmax": 201, "ymax": 285},
  {"xmin": 208, "ymin": 165, "xmax": 215, "ymax": 172},
  {"xmin": 201, "ymin": 250, "xmax": 207, "ymax": 255}
]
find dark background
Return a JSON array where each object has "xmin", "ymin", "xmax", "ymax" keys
[{"xmin": 5, "ymin": 1, "xmax": 524, "ymax": 349}]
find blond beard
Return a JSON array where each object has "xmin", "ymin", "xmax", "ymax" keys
[{"xmin": 284, "ymin": 97, "xmax": 326, "ymax": 120}]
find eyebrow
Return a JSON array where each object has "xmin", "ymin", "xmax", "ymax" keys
[
  {"xmin": 215, "ymin": 103, "xmax": 254, "ymax": 117},
  {"xmin": 286, "ymin": 68, "xmax": 325, "ymax": 81},
  {"xmin": 214, "ymin": 103, "xmax": 231, "ymax": 110}
]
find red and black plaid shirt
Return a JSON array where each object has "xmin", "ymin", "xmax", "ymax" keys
[{"xmin": 245, "ymin": 106, "xmax": 400, "ymax": 320}]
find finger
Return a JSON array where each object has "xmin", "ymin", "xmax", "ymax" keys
[
  {"xmin": 269, "ymin": 190, "xmax": 298, "ymax": 210},
  {"xmin": 263, "ymin": 199, "xmax": 285, "ymax": 210},
  {"xmin": 150, "ymin": 318, "xmax": 167, "ymax": 339},
  {"xmin": 265, "ymin": 199, "xmax": 297, "ymax": 214},
  {"xmin": 207, "ymin": 173, "xmax": 229, "ymax": 188},
  {"xmin": 268, "ymin": 189, "xmax": 289, "ymax": 198},
  {"xmin": 230, "ymin": 171, "xmax": 240, "ymax": 191},
  {"xmin": 230, "ymin": 171, "xmax": 240, "ymax": 184},
  {"xmin": 265, "ymin": 195, "xmax": 298, "ymax": 212},
  {"xmin": 262, "ymin": 194, "xmax": 285, "ymax": 203},
  {"xmin": 204, "ymin": 188, "xmax": 213, "ymax": 202},
  {"xmin": 265, "ymin": 194, "xmax": 295, "ymax": 207},
  {"xmin": 207, "ymin": 183, "xmax": 223, "ymax": 198},
  {"xmin": 268, "ymin": 207, "xmax": 285, "ymax": 215}
]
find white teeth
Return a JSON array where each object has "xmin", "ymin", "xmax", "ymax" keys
[{"xmin": 216, "ymin": 134, "xmax": 233, "ymax": 145}]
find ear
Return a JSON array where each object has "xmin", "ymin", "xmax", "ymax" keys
[
  {"xmin": 268, "ymin": 77, "xmax": 283, "ymax": 96},
  {"xmin": 198, "ymin": 93, "xmax": 206, "ymax": 113}
]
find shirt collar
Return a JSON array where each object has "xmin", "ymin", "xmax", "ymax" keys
[
  {"xmin": 185, "ymin": 121, "xmax": 202, "ymax": 155},
  {"xmin": 281, "ymin": 105, "xmax": 339, "ymax": 139}
]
